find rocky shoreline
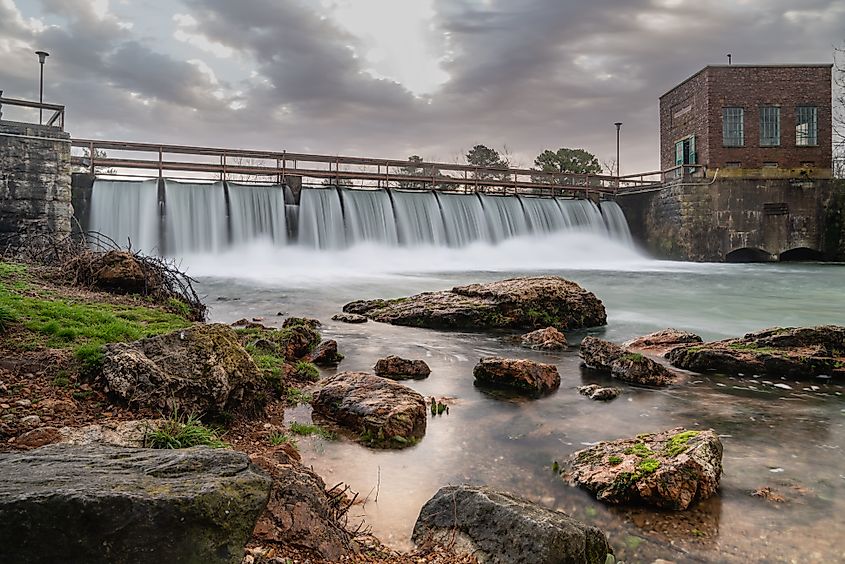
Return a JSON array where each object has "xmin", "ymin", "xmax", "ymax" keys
[{"xmin": 1, "ymin": 255, "xmax": 842, "ymax": 563}]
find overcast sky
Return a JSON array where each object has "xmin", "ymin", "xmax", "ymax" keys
[{"xmin": 1, "ymin": 0, "xmax": 843, "ymax": 173}]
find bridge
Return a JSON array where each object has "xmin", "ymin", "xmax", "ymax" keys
[{"xmin": 3, "ymin": 95, "xmax": 840, "ymax": 262}]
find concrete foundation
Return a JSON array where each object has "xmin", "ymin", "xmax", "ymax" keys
[{"xmin": 617, "ymin": 178, "xmax": 845, "ymax": 262}]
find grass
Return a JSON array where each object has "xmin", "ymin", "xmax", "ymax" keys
[
  {"xmin": 143, "ymin": 412, "xmax": 227, "ymax": 449},
  {"xmin": 293, "ymin": 361, "xmax": 320, "ymax": 382},
  {"xmin": 624, "ymin": 442, "xmax": 653, "ymax": 457},
  {"xmin": 285, "ymin": 387, "xmax": 312, "ymax": 405},
  {"xmin": 289, "ymin": 421, "xmax": 337, "ymax": 440},
  {"xmin": 623, "ymin": 352, "xmax": 645, "ymax": 362},
  {"xmin": 608, "ymin": 455, "xmax": 623, "ymax": 465},
  {"xmin": 269, "ymin": 431, "xmax": 297, "ymax": 447},
  {"xmin": 0, "ymin": 261, "xmax": 191, "ymax": 360}
]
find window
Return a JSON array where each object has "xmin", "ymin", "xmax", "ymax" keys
[
  {"xmin": 723, "ymin": 107, "xmax": 744, "ymax": 146},
  {"xmin": 759, "ymin": 106, "xmax": 780, "ymax": 146},
  {"xmin": 796, "ymin": 106, "xmax": 818, "ymax": 146},
  {"xmin": 762, "ymin": 162, "xmax": 779, "ymax": 168},
  {"xmin": 726, "ymin": 162, "xmax": 742, "ymax": 168}
]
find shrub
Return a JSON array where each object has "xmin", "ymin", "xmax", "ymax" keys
[{"xmin": 144, "ymin": 412, "xmax": 227, "ymax": 449}]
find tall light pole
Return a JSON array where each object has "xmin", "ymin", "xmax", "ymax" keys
[
  {"xmin": 614, "ymin": 122, "xmax": 622, "ymax": 179},
  {"xmin": 35, "ymin": 51, "xmax": 49, "ymax": 124}
]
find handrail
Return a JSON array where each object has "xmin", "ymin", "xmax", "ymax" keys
[{"xmin": 0, "ymin": 96, "xmax": 65, "ymax": 130}]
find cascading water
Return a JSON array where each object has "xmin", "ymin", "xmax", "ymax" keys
[
  {"xmin": 227, "ymin": 183, "xmax": 286, "ymax": 246},
  {"xmin": 88, "ymin": 179, "xmax": 160, "ymax": 254},
  {"xmin": 86, "ymin": 179, "xmax": 633, "ymax": 255},
  {"xmin": 164, "ymin": 180, "xmax": 228, "ymax": 255}
]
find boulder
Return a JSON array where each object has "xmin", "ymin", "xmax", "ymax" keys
[
  {"xmin": 623, "ymin": 328, "xmax": 703, "ymax": 355},
  {"xmin": 473, "ymin": 357, "xmax": 560, "ymax": 397},
  {"xmin": 374, "ymin": 355, "xmax": 431, "ymax": 380},
  {"xmin": 311, "ymin": 372, "xmax": 426, "ymax": 448},
  {"xmin": 578, "ymin": 385, "xmax": 621, "ymax": 401},
  {"xmin": 580, "ymin": 337, "xmax": 675, "ymax": 387},
  {"xmin": 521, "ymin": 327, "xmax": 568, "ymax": 351},
  {"xmin": 668, "ymin": 325, "xmax": 845, "ymax": 378},
  {"xmin": 331, "ymin": 312, "xmax": 368, "ymax": 324},
  {"xmin": 58, "ymin": 420, "xmax": 158, "ymax": 448},
  {"xmin": 561, "ymin": 428, "xmax": 723, "ymax": 510},
  {"xmin": 412, "ymin": 485, "xmax": 613, "ymax": 564},
  {"xmin": 308, "ymin": 340, "xmax": 344, "ymax": 367},
  {"xmin": 251, "ymin": 449, "xmax": 352, "ymax": 561},
  {"xmin": 100, "ymin": 323, "xmax": 265, "ymax": 416},
  {"xmin": 343, "ymin": 276, "xmax": 606, "ymax": 332},
  {"xmin": 282, "ymin": 317, "xmax": 322, "ymax": 330},
  {"xmin": 579, "ymin": 336, "xmax": 624, "ymax": 371},
  {"xmin": 92, "ymin": 250, "xmax": 146, "ymax": 293},
  {"xmin": 0, "ymin": 444, "xmax": 271, "ymax": 564}
]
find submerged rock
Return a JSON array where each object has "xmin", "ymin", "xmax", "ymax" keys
[
  {"xmin": 331, "ymin": 312, "xmax": 368, "ymax": 324},
  {"xmin": 343, "ymin": 276, "xmax": 607, "ymax": 331},
  {"xmin": 308, "ymin": 339, "xmax": 344, "ymax": 367},
  {"xmin": 521, "ymin": 327, "xmax": 568, "ymax": 351},
  {"xmin": 623, "ymin": 328, "xmax": 703, "ymax": 355},
  {"xmin": 578, "ymin": 384, "xmax": 621, "ymax": 401},
  {"xmin": 374, "ymin": 355, "xmax": 431, "ymax": 380},
  {"xmin": 412, "ymin": 485, "xmax": 613, "ymax": 564},
  {"xmin": 668, "ymin": 325, "xmax": 845, "ymax": 378},
  {"xmin": 251, "ymin": 449, "xmax": 352, "ymax": 561},
  {"xmin": 100, "ymin": 324, "xmax": 264, "ymax": 416},
  {"xmin": 281, "ymin": 317, "xmax": 322, "ymax": 330},
  {"xmin": 580, "ymin": 336, "xmax": 675, "ymax": 387},
  {"xmin": 561, "ymin": 428, "xmax": 723, "ymax": 510},
  {"xmin": 0, "ymin": 444, "xmax": 271, "ymax": 564},
  {"xmin": 311, "ymin": 372, "xmax": 426, "ymax": 448},
  {"xmin": 473, "ymin": 357, "xmax": 560, "ymax": 396}
]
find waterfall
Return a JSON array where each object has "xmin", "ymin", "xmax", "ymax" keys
[
  {"xmin": 228, "ymin": 183, "xmax": 286, "ymax": 246},
  {"xmin": 88, "ymin": 179, "xmax": 159, "ymax": 254},
  {"xmin": 164, "ymin": 180, "xmax": 228, "ymax": 255},
  {"xmin": 86, "ymin": 179, "xmax": 633, "ymax": 255}
]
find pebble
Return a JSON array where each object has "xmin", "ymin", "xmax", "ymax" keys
[
  {"xmin": 0, "ymin": 403, "xmax": 9, "ymax": 409},
  {"xmin": 20, "ymin": 415, "xmax": 42, "ymax": 427},
  {"xmin": 15, "ymin": 399, "xmax": 32, "ymax": 408},
  {"xmin": 774, "ymin": 383, "xmax": 792, "ymax": 390}
]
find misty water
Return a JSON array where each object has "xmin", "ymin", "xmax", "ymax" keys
[
  {"xmin": 89, "ymin": 179, "xmax": 844, "ymax": 562},
  {"xmin": 187, "ymin": 237, "xmax": 844, "ymax": 564}
]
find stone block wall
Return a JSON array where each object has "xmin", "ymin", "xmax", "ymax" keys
[
  {"xmin": 617, "ymin": 178, "xmax": 845, "ymax": 262},
  {"xmin": 0, "ymin": 121, "xmax": 72, "ymax": 245}
]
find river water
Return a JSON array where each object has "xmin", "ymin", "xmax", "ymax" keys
[{"xmin": 185, "ymin": 233, "xmax": 845, "ymax": 563}]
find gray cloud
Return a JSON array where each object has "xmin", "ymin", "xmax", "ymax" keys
[{"xmin": 1, "ymin": 0, "xmax": 842, "ymax": 171}]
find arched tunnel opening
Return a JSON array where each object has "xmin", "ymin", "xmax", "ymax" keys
[
  {"xmin": 725, "ymin": 247, "xmax": 774, "ymax": 263},
  {"xmin": 778, "ymin": 247, "xmax": 826, "ymax": 262}
]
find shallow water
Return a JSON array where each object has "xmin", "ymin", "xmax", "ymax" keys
[{"xmin": 189, "ymin": 235, "xmax": 845, "ymax": 563}]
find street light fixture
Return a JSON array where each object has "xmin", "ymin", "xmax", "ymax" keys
[
  {"xmin": 614, "ymin": 122, "xmax": 622, "ymax": 179},
  {"xmin": 35, "ymin": 50, "xmax": 49, "ymax": 124}
]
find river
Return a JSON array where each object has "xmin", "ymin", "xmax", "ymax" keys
[{"xmin": 183, "ymin": 232, "xmax": 844, "ymax": 563}]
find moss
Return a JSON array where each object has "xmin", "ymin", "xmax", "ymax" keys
[
  {"xmin": 664, "ymin": 430, "xmax": 700, "ymax": 457},
  {"xmin": 638, "ymin": 458, "xmax": 660, "ymax": 473},
  {"xmin": 622, "ymin": 352, "xmax": 645, "ymax": 362},
  {"xmin": 608, "ymin": 455, "xmax": 623, "ymax": 465},
  {"xmin": 285, "ymin": 387, "xmax": 312, "ymax": 405},
  {"xmin": 624, "ymin": 442, "xmax": 652, "ymax": 457},
  {"xmin": 293, "ymin": 361, "xmax": 319, "ymax": 382}
]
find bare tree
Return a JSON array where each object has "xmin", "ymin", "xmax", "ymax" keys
[{"xmin": 835, "ymin": 43, "xmax": 845, "ymax": 178}]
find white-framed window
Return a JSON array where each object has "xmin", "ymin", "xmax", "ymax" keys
[
  {"xmin": 759, "ymin": 106, "xmax": 780, "ymax": 146},
  {"xmin": 796, "ymin": 106, "xmax": 818, "ymax": 146},
  {"xmin": 722, "ymin": 107, "xmax": 744, "ymax": 146}
]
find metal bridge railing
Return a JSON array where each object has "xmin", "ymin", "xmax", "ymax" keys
[{"xmin": 0, "ymin": 93, "xmax": 65, "ymax": 130}]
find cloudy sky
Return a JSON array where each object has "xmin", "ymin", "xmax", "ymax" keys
[{"xmin": 1, "ymin": 0, "xmax": 843, "ymax": 172}]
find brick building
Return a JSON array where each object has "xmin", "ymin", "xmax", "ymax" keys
[{"xmin": 659, "ymin": 64, "xmax": 832, "ymax": 175}]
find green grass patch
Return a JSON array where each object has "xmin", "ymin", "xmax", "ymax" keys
[
  {"xmin": 268, "ymin": 431, "xmax": 297, "ymax": 447},
  {"xmin": 143, "ymin": 413, "xmax": 227, "ymax": 449},
  {"xmin": 289, "ymin": 421, "xmax": 337, "ymax": 440},
  {"xmin": 293, "ymin": 361, "xmax": 319, "ymax": 382},
  {"xmin": 623, "ymin": 352, "xmax": 645, "ymax": 362},
  {"xmin": 285, "ymin": 387, "xmax": 312, "ymax": 405},
  {"xmin": 664, "ymin": 430, "xmax": 700, "ymax": 457},
  {"xmin": 0, "ymin": 261, "xmax": 191, "ymax": 358},
  {"xmin": 608, "ymin": 455, "xmax": 623, "ymax": 465},
  {"xmin": 52, "ymin": 371, "xmax": 71, "ymax": 388}
]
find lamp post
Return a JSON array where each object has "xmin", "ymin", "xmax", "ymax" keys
[
  {"xmin": 35, "ymin": 50, "xmax": 49, "ymax": 124},
  {"xmin": 614, "ymin": 122, "xmax": 622, "ymax": 180}
]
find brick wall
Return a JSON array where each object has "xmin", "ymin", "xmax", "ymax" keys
[{"xmin": 660, "ymin": 65, "xmax": 832, "ymax": 172}]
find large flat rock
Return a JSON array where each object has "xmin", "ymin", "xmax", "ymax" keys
[
  {"xmin": 312, "ymin": 371, "xmax": 427, "ymax": 448},
  {"xmin": 343, "ymin": 276, "xmax": 606, "ymax": 331},
  {"xmin": 412, "ymin": 485, "xmax": 613, "ymax": 564},
  {"xmin": 668, "ymin": 325, "xmax": 845, "ymax": 378},
  {"xmin": 0, "ymin": 444, "xmax": 271, "ymax": 564}
]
